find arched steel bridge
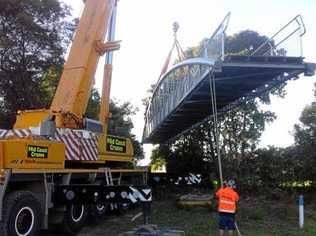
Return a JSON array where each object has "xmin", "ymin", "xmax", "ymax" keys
[{"xmin": 143, "ymin": 13, "xmax": 316, "ymax": 144}]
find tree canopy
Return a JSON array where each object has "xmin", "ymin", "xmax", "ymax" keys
[
  {"xmin": 0, "ymin": 0, "xmax": 76, "ymax": 128},
  {"xmin": 291, "ymin": 87, "xmax": 316, "ymax": 181}
]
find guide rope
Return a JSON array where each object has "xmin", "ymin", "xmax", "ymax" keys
[
  {"xmin": 209, "ymin": 68, "xmax": 243, "ymax": 236},
  {"xmin": 208, "ymin": 69, "xmax": 224, "ymax": 187}
]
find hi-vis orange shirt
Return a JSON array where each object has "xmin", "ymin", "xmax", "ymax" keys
[{"xmin": 215, "ymin": 187, "xmax": 239, "ymax": 213}]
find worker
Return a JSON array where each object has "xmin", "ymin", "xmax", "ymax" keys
[{"xmin": 215, "ymin": 179, "xmax": 239, "ymax": 236}]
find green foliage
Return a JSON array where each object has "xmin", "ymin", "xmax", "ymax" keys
[
  {"xmin": 237, "ymin": 147, "xmax": 302, "ymax": 191},
  {"xmin": 166, "ymin": 138, "xmax": 211, "ymax": 175},
  {"xmin": 108, "ymin": 99, "xmax": 137, "ymax": 136},
  {"xmin": 141, "ymin": 83, "xmax": 156, "ymax": 117},
  {"xmin": 150, "ymin": 145, "xmax": 168, "ymax": 171},
  {"xmin": 86, "ymin": 88, "xmax": 101, "ymax": 119},
  {"xmin": 109, "ymin": 194, "xmax": 316, "ymax": 236},
  {"xmin": 225, "ymin": 30, "xmax": 270, "ymax": 56},
  {"xmin": 108, "ymin": 99, "xmax": 144, "ymax": 161},
  {"xmin": 294, "ymin": 102, "xmax": 316, "ymax": 147},
  {"xmin": 86, "ymin": 90, "xmax": 144, "ymax": 161},
  {"xmin": 291, "ymin": 86, "xmax": 316, "ymax": 182},
  {"xmin": 217, "ymin": 51, "xmax": 316, "ymax": 190},
  {"xmin": 0, "ymin": 0, "xmax": 76, "ymax": 128},
  {"xmin": 247, "ymin": 206, "xmax": 265, "ymax": 221},
  {"xmin": 130, "ymin": 135, "xmax": 144, "ymax": 161}
]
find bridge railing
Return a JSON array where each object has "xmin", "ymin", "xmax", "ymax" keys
[
  {"xmin": 251, "ymin": 15, "xmax": 306, "ymax": 57},
  {"xmin": 143, "ymin": 59, "xmax": 215, "ymax": 142},
  {"xmin": 200, "ymin": 12, "xmax": 231, "ymax": 60}
]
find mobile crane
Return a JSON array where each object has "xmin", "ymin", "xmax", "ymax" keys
[{"xmin": 0, "ymin": 0, "xmax": 151, "ymax": 235}]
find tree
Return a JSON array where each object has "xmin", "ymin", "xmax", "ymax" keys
[
  {"xmin": 150, "ymin": 145, "xmax": 168, "ymax": 171},
  {"xmin": 0, "ymin": 0, "xmax": 75, "ymax": 128},
  {"xmin": 225, "ymin": 30, "xmax": 270, "ymax": 56},
  {"xmin": 294, "ymin": 102, "xmax": 316, "ymax": 148},
  {"xmin": 141, "ymin": 83, "xmax": 156, "ymax": 117},
  {"xmin": 86, "ymin": 88, "xmax": 101, "ymax": 119},
  {"xmin": 293, "ymin": 87, "xmax": 316, "ymax": 181},
  {"xmin": 108, "ymin": 99, "xmax": 137, "ymax": 137}
]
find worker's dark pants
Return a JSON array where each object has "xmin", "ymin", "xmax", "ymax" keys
[{"xmin": 218, "ymin": 212, "xmax": 235, "ymax": 230}]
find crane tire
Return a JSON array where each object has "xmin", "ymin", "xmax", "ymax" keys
[
  {"xmin": 0, "ymin": 191, "xmax": 42, "ymax": 236},
  {"xmin": 89, "ymin": 203, "xmax": 108, "ymax": 222},
  {"xmin": 62, "ymin": 204, "xmax": 88, "ymax": 235},
  {"xmin": 117, "ymin": 203, "xmax": 130, "ymax": 215}
]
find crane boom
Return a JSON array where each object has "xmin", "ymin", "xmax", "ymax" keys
[
  {"xmin": 51, "ymin": 0, "xmax": 114, "ymax": 119},
  {"xmin": 14, "ymin": 0, "xmax": 120, "ymax": 130}
]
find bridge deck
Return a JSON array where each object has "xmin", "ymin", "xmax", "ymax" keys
[{"xmin": 143, "ymin": 55, "xmax": 313, "ymax": 143}]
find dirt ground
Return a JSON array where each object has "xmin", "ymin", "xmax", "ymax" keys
[{"xmin": 41, "ymin": 205, "xmax": 147, "ymax": 236}]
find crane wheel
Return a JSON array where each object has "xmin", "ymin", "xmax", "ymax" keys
[
  {"xmin": 89, "ymin": 203, "xmax": 109, "ymax": 223},
  {"xmin": 62, "ymin": 204, "xmax": 88, "ymax": 235},
  {"xmin": 117, "ymin": 203, "xmax": 130, "ymax": 215},
  {"xmin": 0, "ymin": 191, "xmax": 42, "ymax": 236}
]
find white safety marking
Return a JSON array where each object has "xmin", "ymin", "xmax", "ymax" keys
[
  {"xmin": 129, "ymin": 187, "xmax": 152, "ymax": 202},
  {"xmin": 143, "ymin": 189, "xmax": 151, "ymax": 195},
  {"xmin": 5, "ymin": 127, "xmax": 99, "ymax": 161}
]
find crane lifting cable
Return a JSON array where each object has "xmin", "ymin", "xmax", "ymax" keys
[{"xmin": 159, "ymin": 22, "xmax": 185, "ymax": 78}]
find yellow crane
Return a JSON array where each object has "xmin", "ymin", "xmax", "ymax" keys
[
  {"xmin": 0, "ymin": 1, "xmax": 151, "ymax": 235},
  {"xmin": 3, "ymin": 0, "xmax": 134, "ymax": 169}
]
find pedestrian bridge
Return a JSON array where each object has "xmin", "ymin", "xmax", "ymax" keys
[{"xmin": 142, "ymin": 14, "xmax": 315, "ymax": 143}]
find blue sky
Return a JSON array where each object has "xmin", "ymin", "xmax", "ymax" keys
[{"xmin": 63, "ymin": 0, "xmax": 316, "ymax": 164}]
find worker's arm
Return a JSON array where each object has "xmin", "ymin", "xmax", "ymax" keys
[
  {"xmin": 215, "ymin": 188, "xmax": 222, "ymax": 199},
  {"xmin": 235, "ymin": 191, "xmax": 240, "ymax": 202}
]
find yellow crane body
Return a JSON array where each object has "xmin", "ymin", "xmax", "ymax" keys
[
  {"xmin": 0, "ymin": 132, "xmax": 133, "ymax": 169},
  {"xmin": 0, "ymin": 139, "xmax": 65, "ymax": 169}
]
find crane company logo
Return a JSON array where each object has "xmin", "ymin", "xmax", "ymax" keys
[
  {"xmin": 27, "ymin": 145, "xmax": 48, "ymax": 159},
  {"xmin": 106, "ymin": 136, "xmax": 126, "ymax": 153}
]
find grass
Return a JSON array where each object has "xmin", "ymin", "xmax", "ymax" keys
[
  {"xmin": 145, "ymin": 194, "xmax": 316, "ymax": 236},
  {"xmin": 43, "ymin": 188, "xmax": 316, "ymax": 236},
  {"xmin": 145, "ymin": 189, "xmax": 316, "ymax": 236},
  {"xmin": 237, "ymin": 196, "xmax": 316, "ymax": 236}
]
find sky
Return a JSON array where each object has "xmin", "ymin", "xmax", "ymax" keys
[{"xmin": 63, "ymin": 0, "xmax": 316, "ymax": 165}]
